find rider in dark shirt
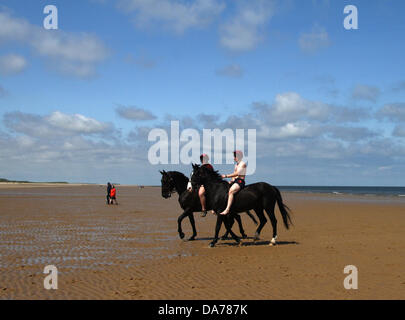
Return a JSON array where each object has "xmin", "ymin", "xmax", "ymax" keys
[{"xmin": 188, "ymin": 154, "xmax": 213, "ymax": 217}]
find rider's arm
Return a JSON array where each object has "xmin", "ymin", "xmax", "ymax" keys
[
  {"xmin": 223, "ymin": 172, "xmax": 238, "ymax": 178},
  {"xmin": 222, "ymin": 164, "xmax": 246, "ymax": 178}
]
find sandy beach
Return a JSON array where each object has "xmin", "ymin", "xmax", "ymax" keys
[{"xmin": 0, "ymin": 185, "xmax": 404, "ymax": 300}]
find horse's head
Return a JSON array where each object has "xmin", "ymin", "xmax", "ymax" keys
[{"xmin": 160, "ymin": 170, "xmax": 176, "ymax": 198}]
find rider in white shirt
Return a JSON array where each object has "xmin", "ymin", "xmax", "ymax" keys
[{"xmin": 220, "ymin": 150, "xmax": 247, "ymax": 215}]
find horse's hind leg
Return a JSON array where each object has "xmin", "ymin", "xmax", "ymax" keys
[
  {"xmin": 253, "ymin": 207, "xmax": 267, "ymax": 241},
  {"xmin": 187, "ymin": 213, "xmax": 197, "ymax": 241},
  {"xmin": 265, "ymin": 205, "xmax": 278, "ymax": 245}
]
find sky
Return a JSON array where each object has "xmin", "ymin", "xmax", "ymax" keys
[{"xmin": 0, "ymin": 0, "xmax": 405, "ymax": 186}]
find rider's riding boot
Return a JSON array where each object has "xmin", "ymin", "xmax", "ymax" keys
[{"xmin": 201, "ymin": 210, "xmax": 208, "ymax": 217}]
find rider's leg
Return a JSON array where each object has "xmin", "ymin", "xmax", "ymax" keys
[
  {"xmin": 220, "ymin": 183, "xmax": 240, "ymax": 215},
  {"xmin": 199, "ymin": 186, "xmax": 208, "ymax": 217}
]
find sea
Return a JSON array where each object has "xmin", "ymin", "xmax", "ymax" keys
[{"xmin": 277, "ymin": 186, "xmax": 405, "ymax": 197}]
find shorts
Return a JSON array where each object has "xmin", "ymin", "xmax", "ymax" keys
[{"xmin": 231, "ymin": 178, "xmax": 245, "ymax": 189}]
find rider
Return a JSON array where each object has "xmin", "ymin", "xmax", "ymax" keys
[
  {"xmin": 188, "ymin": 153, "xmax": 213, "ymax": 217},
  {"xmin": 219, "ymin": 150, "xmax": 247, "ymax": 215}
]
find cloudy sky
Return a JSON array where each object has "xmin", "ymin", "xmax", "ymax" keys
[{"xmin": 1, "ymin": 0, "xmax": 405, "ymax": 186}]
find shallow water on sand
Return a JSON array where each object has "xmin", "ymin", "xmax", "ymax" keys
[
  {"xmin": 0, "ymin": 218, "xmax": 182, "ymax": 271},
  {"xmin": 0, "ymin": 186, "xmax": 194, "ymax": 272}
]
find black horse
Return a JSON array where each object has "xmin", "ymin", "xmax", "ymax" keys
[
  {"xmin": 190, "ymin": 164, "xmax": 292, "ymax": 247},
  {"xmin": 160, "ymin": 170, "xmax": 257, "ymax": 241}
]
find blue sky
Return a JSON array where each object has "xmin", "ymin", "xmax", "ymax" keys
[{"xmin": 1, "ymin": 0, "xmax": 405, "ymax": 186}]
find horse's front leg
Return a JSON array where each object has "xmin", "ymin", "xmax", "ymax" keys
[
  {"xmin": 234, "ymin": 214, "xmax": 247, "ymax": 239},
  {"xmin": 177, "ymin": 211, "xmax": 189, "ymax": 239},
  {"xmin": 210, "ymin": 214, "xmax": 222, "ymax": 247},
  {"xmin": 221, "ymin": 217, "xmax": 235, "ymax": 240},
  {"xmin": 187, "ymin": 212, "xmax": 197, "ymax": 241},
  {"xmin": 223, "ymin": 215, "xmax": 241, "ymax": 245}
]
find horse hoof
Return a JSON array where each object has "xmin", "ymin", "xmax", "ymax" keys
[
  {"xmin": 242, "ymin": 234, "xmax": 248, "ymax": 239},
  {"xmin": 188, "ymin": 236, "xmax": 196, "ymax": 241},
  {"xmin": 179, "ymin": 233, "xmax": 185, "ymax": 239},
  {"xmin": 209, "ymin": 242, "xmax": 216, "ymax": 248}
]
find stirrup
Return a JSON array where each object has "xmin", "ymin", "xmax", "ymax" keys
[{"xmin": 201, "ymin": 210, "xmax": 208, "ymax": 217}]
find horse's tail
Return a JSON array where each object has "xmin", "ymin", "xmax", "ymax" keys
[
  {"xmin": 274, "ymin": 186, "xmax": 293, "ymax": 229},
  {"xmin": 245, "ymin": 210, "xmax": 258, "ymax": 225}
]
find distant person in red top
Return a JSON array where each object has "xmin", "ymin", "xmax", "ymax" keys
[
  {"xmin": 188, "ymin": 154, "xmax": 214, "ymax": 217},
  {"xmin": 110, "ymin": 185, "xmax": 118, "ymax": 205}
]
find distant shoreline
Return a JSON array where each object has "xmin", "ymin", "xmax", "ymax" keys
[
  {"xmin": 1, "ymin": 180, "xmax": 404, "ymax": 197},
  {"xmin": 0, "ymin": 178, "xmax": 68, "ymax": 184}
]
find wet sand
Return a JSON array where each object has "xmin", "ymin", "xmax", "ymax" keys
[{"xmin": 0, "ymin": 185, "xmax": 404, "ymax": 300}]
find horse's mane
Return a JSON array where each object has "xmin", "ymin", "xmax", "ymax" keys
[
  {"xmin": 198, "ymin": 165, "xmax": 227, "ymax": 185},
  {"xmin": 167, "ymin": 171, "xmax": 188, "ymax": 182}
]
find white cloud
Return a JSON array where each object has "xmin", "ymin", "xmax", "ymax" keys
[
  {"xmin": 0, "ymin": 54, "xmax": 27, "ymax": 75},
  {"xmin": 4, "ymin": 111, "xmax": 113, "ymax": 137},
  {"xmin": 258, "ymin": 121, "xmax": 319, "ymax": 139},
  {"xmin": 2, "ymin": 92, "xmax": 405, "ymax": 185},
  {"xmin": 0, "ymin": 85, "xmax": 7, "ymax": 98},
  {"xmin": 0, "ymin": 10, "xmax": 29, "ymax": 41},
  {"xmin": 253, "ymin": 92, "xmax": 331, "ymax": 124},
  {"xmin": 352, "ymin": 84, "xmax": 380, "ymax": 102},
  {"xmin": 46, "ymin": 111, "xmax": 112, "ymax": 133},
  {"xmin": 392, "ymin": 81, "xmax": 405, "ymax": 92},
  {"xmin": 377, "ymin": 103, "xmax": 405, "ymax": 122},
  {"xmin": 378, "ymin": 166, "xmax": 392, "ymax": 171},
  {"xmin": 116, "ymin": 105, "xmax": 157, "ymax": 121},
  {"xmin": 125, "ymin": 53, "xmax": 156, "ymax": 69},
  {"xmin": 253, "ymin": 92, "xmax": 369, "ymax": 125},
  {"xmin": 327, "ymin": 126, "xmax": 377, "ymax": 142},
  {"xmin": 118, "ymin": 0, "xmax": 225, "ymax": 33},
  {"xmin": 219, "ymin": 0, "xmax": 276, "ymax": 52},
  {"xmin": 299, "ymin": 25, "xmax": 330, "ymax": 53},
  {"xmin": 0, "ymin": 11, "xmax": 109, "ymax": 78},
  {"xmin": 393, "ymin": 125, "xmax": 405, "ymax": 137},
  {"xmin": 215, "ymin": 64, "xmax": 243, "ymax": 78}
]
